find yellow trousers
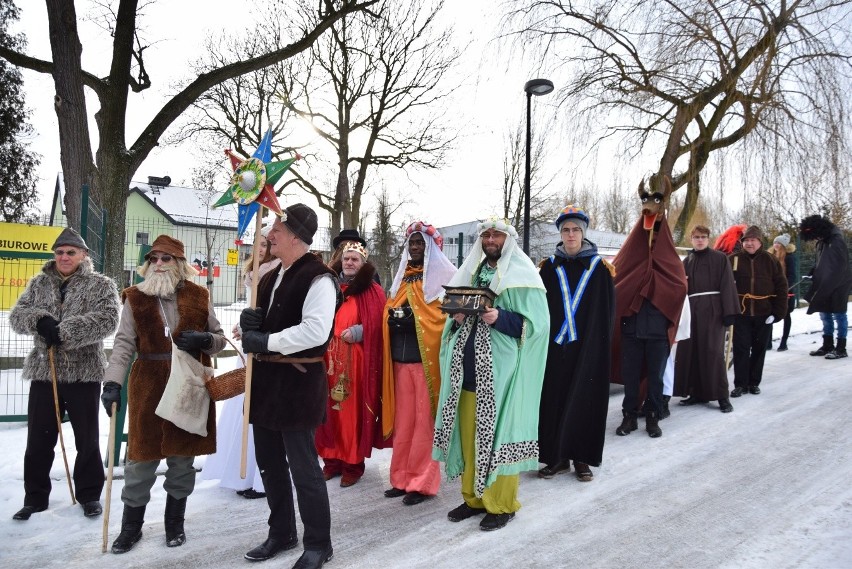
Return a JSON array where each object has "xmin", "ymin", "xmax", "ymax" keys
[{"xmin": 459, "ymin": 390, "xmax": 520, "ymax": 514}]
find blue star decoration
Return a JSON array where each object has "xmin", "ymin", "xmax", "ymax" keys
[{"xmin": 212, "ymin": 130, "xmax": 300, "ymax": 242}]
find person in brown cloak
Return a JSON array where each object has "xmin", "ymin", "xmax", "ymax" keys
[
  {"xmin": 101, "ymin": 235, "xmax": 226, "ymax": 553},
  {"xmin": 673, "ymin": 225, "xmax": 740, "ymax": 412},
  {"xmin": 611, "ymin": 175, "xmax": 687, "ymax": 438}
]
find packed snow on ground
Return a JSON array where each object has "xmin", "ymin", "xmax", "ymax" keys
[{"xmin": 0, "ymin": 305, "xmax": 850, "ymax": 568}]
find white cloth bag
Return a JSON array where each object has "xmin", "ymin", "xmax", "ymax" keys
[{"xmin": 155, "ymin": 344, "xmax": 214, "ymax": 436}]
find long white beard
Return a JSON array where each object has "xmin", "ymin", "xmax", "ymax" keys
[{"xmin": 136, "ymin": 267, "xmax": 180, "ymax": 297}]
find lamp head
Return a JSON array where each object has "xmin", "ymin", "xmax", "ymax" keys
[{"xmin": 524, "ymin": 78, "xmax": 554, "ymax": 96}]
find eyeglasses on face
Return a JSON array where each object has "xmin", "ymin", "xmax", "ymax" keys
[
  {"xmin": 54, "ymin": 249, "xmax": 79, "ymax": 257},
  {"xmin": 561, "ymin": 227, "xmax": 583, "ymax": 235},
  {"xmin": 148, "ymin": 255, "xmax": 174, "ymax": 264},
  {"xmin": 691, "ymin": 235, "xmax": 710, "ymax": 240}
]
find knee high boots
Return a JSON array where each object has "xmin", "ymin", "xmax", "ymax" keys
[
  {"xmin": 164, "ymin": 494, "xmax": 187, "ymax": 547},
  {"xmin": 112, "ymin": 504, "xmax": 145, "ymax": 554}
]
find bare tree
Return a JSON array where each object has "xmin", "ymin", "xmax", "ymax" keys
[
  {"xmin": 368, "ymin": 187, "xmax": 405, "ymax": 288},
  {"xmin": 190, "ymin": 165, "xmax": 234, "ymax": 296},
  {"xmin": 0, "ymin": 0, "xmax": 377, "ymax": 280},
  {"xmin": 506, "ymin": 0, "xmax": 852, "ymax": 242},
  {"xmin": 501, "ymin": 112, "xmax": 555, "ymax": 242},
  {"xmin": 270, "ymin": 0, "xmax": 461, "ymax": 234}
]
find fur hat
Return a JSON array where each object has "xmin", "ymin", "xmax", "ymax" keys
[
  {"xmin": 799, "ymin": 214, "xmax": 835, "ymax": 242},
  {"xmin": 281, "ymin": 203, "xmax": 318, "ymax": 245},
  {"xmin": 52, "ymin": 227, "xmax": 88, "ymax": 251},
  {"xmin": 773, "ymin": 233, "xmax": 790, "ymax": 247},
  {"xmin": 554, "ymin": 205, "xmax": 590, "ymax": 233},
  {"xmin": 146, "ymin": 235, "xmax": 186, "ymax": 259},
  {"xmin": 742, "ymin": 225, "xmax": 764, "ymax": 243},
  {"xmin": 333, "ymin": 228, "xmax": 367, "ymax": 249}
]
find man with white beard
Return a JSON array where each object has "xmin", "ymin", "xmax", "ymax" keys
[{"xmin": 101, "ymin": 235, "xmax": 226, "ymax": 554}]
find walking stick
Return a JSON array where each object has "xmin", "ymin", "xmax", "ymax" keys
[
  {"xmin": 725, "ymin": 325, "xmax": 734, "ymax": 370},
  {"xmin": 48, "ymin": 346, "xmax": 76, "ymax": 505},
  {"xmin": 241, "ymin": 211, "xmax": 264, "ymax": 479},
  {"xmin": 102, "ymin": 403, "xmax": 117, "ymax": 553}
]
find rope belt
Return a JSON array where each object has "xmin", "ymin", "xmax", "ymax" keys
[
  {"xmin": 136, "ymin": 353, "xmax": 171, "ymax": 361},
  {"xmin": 689, "ymin": 291, "xmax": 720, "ymax": 298},
  {"xmin": 739, "ymin": 293, "xmax": 775, "ymax": 313}
]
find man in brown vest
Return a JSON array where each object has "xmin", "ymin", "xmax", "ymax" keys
[
  {"xmin": 101, "ymin": 235, "xmax": 226, "ymax": 554},
  {"xmin": 239, "ymin": 204, "xmax": 340, "ymax": 569}
]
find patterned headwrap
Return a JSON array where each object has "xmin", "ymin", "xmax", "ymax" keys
[
  {"xmin": 389, "ymin": 221, "xmax": 456, "ymax": 303},
  {"xmin": 406, "ymin": 220, "xmax": 444, "ymax": 250},
  {"xmin": 342, "ymin": 241, "xmax": 369, "ymax": 259}
]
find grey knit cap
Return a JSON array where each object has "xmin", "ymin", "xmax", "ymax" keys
[
  {"xmin": 52, "ymin": 227, "xmax": 89, "ymax": 251},
  {"xmin": 773, "ymin": 233, "xmax": 790, "ymax": 247}
]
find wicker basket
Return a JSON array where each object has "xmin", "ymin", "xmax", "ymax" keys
[{"xmin": 205, "ymin": 339, "xmax": 246, "ymax": 401}]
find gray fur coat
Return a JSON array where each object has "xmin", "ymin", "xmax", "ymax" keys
[{"xmin": 9, "ymin": 257, "xmax": 120, "ymax": 384}]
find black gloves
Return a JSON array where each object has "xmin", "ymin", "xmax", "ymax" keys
[
  {"xmin": 240, "ymin": 308, "xmax": 264, "ymax": 332},
  {"xmin": 241, "ymin": 330, "xmax": 270, "ymax": 354},
  {"xmin": 36, "ymin": 316, "xmax": 62, "ymax": 347},
  {"xmin": 175, "ymin": 331, "xmax": 213, "ymax": 352},
  {"xmin": 387, "ymin": 306, "xmax": 415, "ymax": 332},
  {"xmin": 723, "ymin": 315, "xmax": 738, "ymax": 327},
  {"xmin": 101, "ymin": 381, "xmax": 122, "ymax": 416}
]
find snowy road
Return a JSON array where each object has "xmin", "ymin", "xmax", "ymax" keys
[{"xmin": 0, "ymin": 312, "xmax": 849, "ymax": 568}]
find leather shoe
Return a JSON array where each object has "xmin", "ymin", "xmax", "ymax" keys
[
  {"xmin": 402, "ymin": 491, "xmax": 428, "ymax": 505},
  {"xmin": 537, "ymin": 462, "xmax": 570, "ymax": 479},
  {"xmin": 239, "ymin": 489, "xmax": 267, "ymax": 500},
  {"xmin": 384, "ymin": 487, "xmax": 406, "ymax": 498},
  {"xmin": 292, "ymin": 546, "xmax": 333, "ymax": 569},
  {"xmin": 82, "ymin": 501, "xmax": 103, "ymax": 517},
  {"xmin": 339, "ymin": 475, "xmax": 360, "ymax": 488},
  {"xmin": 244, "ymin": 536, "xmax": 299, "ymax": 561},
  {"xmin": 447, "ymin": 502, "xmax": 486, "ymax": 522},
  {"xmin": 748, "ymin": 385, "xmax": 761, "ymax": 394},
  {"xmin": 678, "ymin": 396, "xmax": 704, "ymax": 406},
  {"xmin": 480, "ymin": 512, "xmax": 515, "ymax": 531},
  {"xmin": 12, "ymin": 505, "xmax": 47, "ymax": 520},
  {"xmin": 719, "ymin": 398, "xmax": 734, "ymax": 413},
  {"xmin": 730, "ymin": 386, "xmax": 746, "ymax": 398}
]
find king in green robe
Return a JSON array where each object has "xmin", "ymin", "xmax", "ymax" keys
[{"xmin": 433, "ymin": 218, "xmax": 548, "ymax": 526}]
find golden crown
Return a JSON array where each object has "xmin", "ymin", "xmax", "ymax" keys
[{"xmin": 341, "ymin": 241, "xmax": 369, "ymax": 259}]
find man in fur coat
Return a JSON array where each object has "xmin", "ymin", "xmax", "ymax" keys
[
  {"xmin": 101, "ymin": 235, "xmax": 226, "ymax": 554},
  {"xmin": 9, "ymin": 227, "xmax": 120, "ymax": 521},
  {"xmin": 799, "ymin": 215, "xmax": 852, "ymax": 360}
]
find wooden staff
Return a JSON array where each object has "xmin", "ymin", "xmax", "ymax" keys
[
  {"xmin": 725, "ymin": 325, "xmax": 734, "ymax": 370},
  {"xmin": 241, "ymin": 209, "xmax": 265, "ymax": 479},
  {"xmin": 48, "ymin": 347, "xmax": 76, "ymax": 504},
  {"xmin": 102, "ymin": 403, "xmax": 117, "ymax": 553}
]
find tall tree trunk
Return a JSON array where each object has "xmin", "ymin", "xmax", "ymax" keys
[{"xmin": 46, "ymin": 0, "xmax": 94, "ymax": 229}]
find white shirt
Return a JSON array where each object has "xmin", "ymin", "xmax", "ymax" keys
[{"xmin": 265, "ymin": 269, "xmax": 336, "ymax": 355}]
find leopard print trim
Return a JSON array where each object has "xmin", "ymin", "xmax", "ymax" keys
[{"xmin": 433, "ymin": 317, "xmax": 472, "ymax": 462}]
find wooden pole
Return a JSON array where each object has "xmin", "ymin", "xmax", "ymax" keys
[
  {"xmin": 725, "ymin": 325, "xmax": 734, "ymax": 370},
  {"xmin": 241, "ymin": 209, "xmax": 265, "ymax": 479},
  {"xmin": 102, "ymin": 403, "xmax": 117, "ymax": 552},
  {"xmin": 48, "ymin": 347, "xmax": 76, "ymax": 505}
]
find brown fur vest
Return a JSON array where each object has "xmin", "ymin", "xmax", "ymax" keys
[{"xmin": 123, "ymin": 282, "xmax": 216, "ymax": 461}]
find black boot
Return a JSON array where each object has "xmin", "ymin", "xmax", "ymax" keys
[
  {"xmin": 164, "ymin": 495, "xmax": 187, "ymax": 547},
  {"xmin": 112, "ymin": 504, "xmax": 145, "ymax": 554},
  {"xmin": 826, "ymin": 338, "xmax": 847, "ymax": 360},
  {"xmin": 661, "ymin": 395, "xmax": 671, "ymax": 419},
  {"xmin": 810, "ymin": 335, "xmax": 834, "ymax": 356},
  {"xmin": 645, "ymin": 411, "xmax": 662, "ymax": 438},
  {"xmin": 616, "ymin": 411, "xmax": 638, "ymax": 436}
]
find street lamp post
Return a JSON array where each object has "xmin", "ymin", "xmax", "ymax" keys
[{"xmin": 523, "ymin": 78, "xmax": 554, "ymax": 255}]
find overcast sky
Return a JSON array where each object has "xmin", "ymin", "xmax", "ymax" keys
[{"xmin": 14, "ymin": 0, "xmax": 575, "ymax": 229}]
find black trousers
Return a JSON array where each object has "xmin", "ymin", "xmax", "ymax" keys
[
  {"xmin": 253, "ymin": 425, "xmax": 331, "ymax": 551},
  {"xmin": 24, "ymin": 381, "xmax": 104, "ymax": 508},
  {"xmin": 621, "ymin": 335, "xmax": 670, "ymax": 417},
  {"xmin": 733, "ymin": 315, "xmax": 772, "ymax": 388}
]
